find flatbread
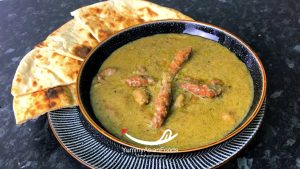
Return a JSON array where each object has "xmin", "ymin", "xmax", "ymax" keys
[
  {"xmin": 12, "ymin": 0, "xmax": 193, "ymax": 124},
  {"xmin": 13, "ymin": 84, "xmax": 77, "ymax": 124},
  {"xmin": 37, "ymin": 19, "xmax": 98, "ymax": 61},
  {"xmin": 11, "ymin": 48, "xmax": 82, "ymax": 96},
  {"xmin": 111, "ymin": 0, "xmax": 193, "ymax": 21},
  {"xmin": 71, "ymin": 0, "xmax": 193, "ymax": 42}
]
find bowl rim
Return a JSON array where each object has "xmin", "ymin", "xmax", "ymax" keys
[{"xmin": 77, "ymin": 19, "xmax": 267, "ymax": 153}]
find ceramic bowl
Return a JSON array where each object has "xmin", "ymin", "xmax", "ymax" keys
[{"xmin": 77, "ymin": 20, "xmax": 267, "ymax": 153}]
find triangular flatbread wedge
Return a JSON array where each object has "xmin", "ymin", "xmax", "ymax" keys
[
  {"xmin": 13, "ymin": 84, "xmax": 77, "ymax": 124},
  {"xmin": 11, "ymin": 48, "xmax": 82, "ymax": 96},
  {"xmin": 110, "ymin": 0, "xmax": 193, "ymax": 21},
  {"xmin": 71, "ymin": 0, "xmax": 193, "ymax": 42},
  {"xmin": 11, "ymin": 0, "xmax": 194, "ymax": 124},
  {"xmin": 37, "ymin": 19, "xmax": 98, "ymax": 61}
]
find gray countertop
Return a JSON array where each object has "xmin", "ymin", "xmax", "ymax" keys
[{"xmin": 0, "ymin": 0, "xmax": 299, "ymax": 168}]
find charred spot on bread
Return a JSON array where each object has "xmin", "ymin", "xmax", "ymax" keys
[
  {"xmin": 73, "ymin": 45, "xmax": 91, "ymax": 58},
  {"xmin": 98, "ymin": 30, "xmax": 111, "ymax": 41},
  {"xmin": 51, "ymin": 53, "xmax": 60, "ymax": 58},
  {"xmin": 139, "ymin": 7, "xmax": 158, "ymax": 17},
  {"xmin": 35, "ymin": 54, "xmax": 42, "ymax": 59},
  {"xmin": 88, "ymin": 33, "xmax": 94, "ymax": 39},
  {"xmin": 35, "ymin": 41, "xmax": 47, "ymax": 48},
  {"xmin": 16, "ymin": 77, "xmax": 22, "ymax": 83},
  {"xmin": 32, "ymin": 81, "xmax": 37, "ymax": 87},
  {"xmin": 90, "ymin": 7, "xmax": 102, "ymax": 14},
  {"xmin": 48, "ymin": 101, "xmax": 57, "ymax": 108},
  {"xmin": 46, "ymin": 87, "xmax": 63, "ymax": 99}
]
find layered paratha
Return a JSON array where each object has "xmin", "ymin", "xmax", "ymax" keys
[
  {"xmin": 12, "ymin": 0, "xmax": 193, "ymax": 124},
  {"xmin": 37, "ymin": 19, "xmax": 98, "ymax": 61},
  {"xmin": 13, "ymin": 84, "xmax": 77, "ymax": 124},
  {"xmin": 111, "ymin": 0, "xmax": 193, "ymax": 21},
  {"xmin": 71, "ymin": 0, "xmax": 193, "ymax": 42},
  {"xmin": 11, "ymin": 48, "xmax": 82, "ymax": 96}
]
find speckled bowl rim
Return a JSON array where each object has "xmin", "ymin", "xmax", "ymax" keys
[{"xmin": 77, "ymin": 20, "xmax": 267, "ymax": 153}]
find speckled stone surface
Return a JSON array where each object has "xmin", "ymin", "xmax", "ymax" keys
[{"xmin": 0, "ymin": 0, "xmax": 299, "ymax": 168}]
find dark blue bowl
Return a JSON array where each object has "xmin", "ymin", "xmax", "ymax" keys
[{"xmin": 77, "ymin": 20, "xmax": 267, "ymax": 153}]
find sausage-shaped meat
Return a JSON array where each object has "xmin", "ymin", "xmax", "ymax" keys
[
  {"xmin": 168, "ymin": 47, "xmax": 193, "ymax": 76},
  {"xmin": 151, "ymin": 47, "xmax": 192, "ymax": 128},
  {"xmin": 152, "ymin": 80, "xmax": 172, "ymax": 128},
  {"xmin": 179, "ymin": 79, "xmax": 223, "ymax": 98},
  {"xmin": 179, "ymin": 83, "xmax": 222, "ymax": 98}
]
